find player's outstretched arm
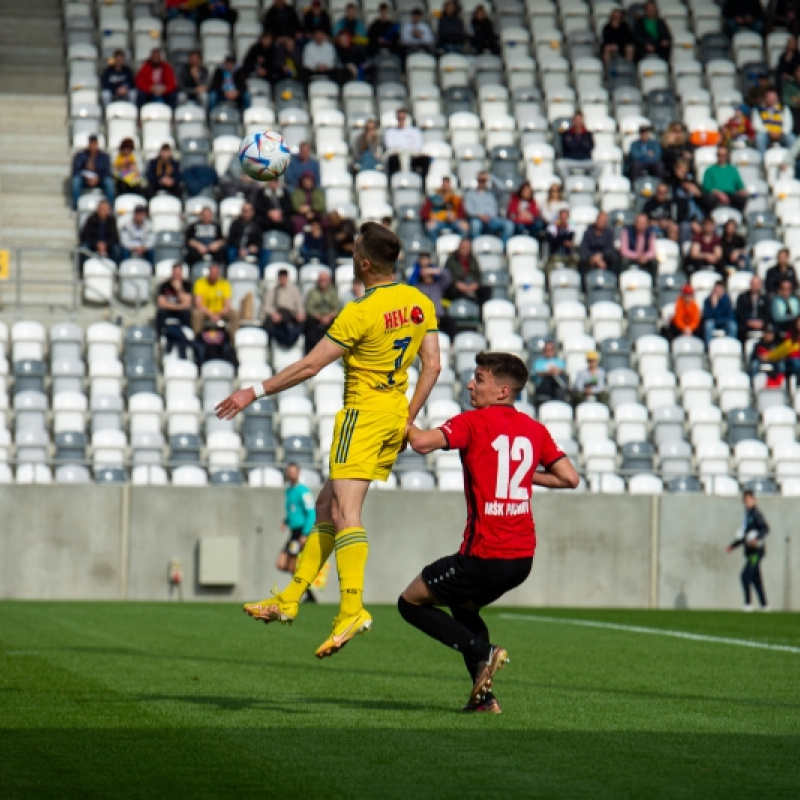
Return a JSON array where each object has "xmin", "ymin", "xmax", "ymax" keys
[
  {"xmin": 215, "ymin": 338, "xmax": 344, "ymax": 420},
  {"xmin": 407, "ymin": 424, "xmax": 448, "ymax": 455},
  {"xmin": 406, "ymin": 332, "xmax": 442, "ymax": 429},
  {"xmin": 532, "ymin": 456, "xmax": 580, "ymax": 489}
]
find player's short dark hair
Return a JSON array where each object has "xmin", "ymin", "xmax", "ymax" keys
[
  {"xmin": 743, "ymin": 489, "xmax": 755, "ymax": 499},
  {"xmin": 475, "ymin": 351, "xmax": 529, "ymax": 392},
  {"xmin": 357, "ymin": 221, "xmax": 400, "ymax": 275}
]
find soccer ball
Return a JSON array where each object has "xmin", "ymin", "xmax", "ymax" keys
[{"xmin": 238, "ymin": 131, "xmax": 291, "ymax": 182}]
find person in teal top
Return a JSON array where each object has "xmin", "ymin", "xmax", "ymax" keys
[
  {"xmin": 277, "ymin": 462, "xmax": 318, "ymax": 600},
  {"xmin": 702, "ymin": 146, "xmax": 748, "ymax": 212}
]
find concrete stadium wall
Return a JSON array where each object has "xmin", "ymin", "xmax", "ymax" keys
[{"xmin": 0, "ymin": 487, "xmax": 796, "ymax": 610}]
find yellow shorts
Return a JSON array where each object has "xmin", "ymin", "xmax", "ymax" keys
[{"xmin": 328, "ymin": 408, "xmax": 407, "ymax": 481}]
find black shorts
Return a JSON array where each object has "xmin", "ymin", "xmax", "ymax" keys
[
  {"xmin": 421, "ymin": 553, "xmax": 533, "ymax": 608},
  {"xmin": 282, "ymin": 528, "xmax": 305, "ymax": 556}
]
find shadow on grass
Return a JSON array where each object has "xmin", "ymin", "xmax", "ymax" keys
[
  {"xmin": 1, "ymin": 729, "xmax": 798, "ymax": 800},
  {"xmin": 137, "ymin": 694, "xmax": 303, "ymax": 713}
]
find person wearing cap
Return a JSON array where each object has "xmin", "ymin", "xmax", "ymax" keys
[
  {"xmin": 134, "ymin": 48, "xmax": 177, "ymax": 109},
  {"xmin": 101, "ymin": 49, "xmax": 136, "ymax": 107},
  {"xmin": 119, "ymin": 205, "xmax": 155, "ymax": 264},
  {"xmin": 722, "ymin": 105, "xmax": 756, "ymax": 147},
  {"xmin": 701, "ymin": 146, "xmax": 748, "ymax": 213},
  {"xmin": 666, "ymin": 284, "xmax": 701, "ymax": 340},
  {"xmin": 628, "ymin": 124, "xmax": 663, "ymax": 181},
  {"xmin": 71, "ymin": 135, "xmax": 114, "ymax": 210},
  {"xmin": 571, "ymin": 351, "xmax": 608, "ymax": 406},
  {"xmin": 209, "ymin": 54, "xmax": 249, "ymax": 111},
  {"xmin": 368, "ymin": 3, "xmax": 399, "ymax": 55},
  {"xmin": 291, "ymin": 171, "xmax": 326, "ymax": 235},
  {"xmin": 384, "ymin": 108, "xmax": 430, "ymax": 180},
  {"xmin": 643, "ymin": 182, "xmax": 687, "ymax": 243},
  {"xmin": 400, "ymin": 7, "xmax": 435, "ymax": 57},
  {"xmin": 285, "ymin": 141, "xmax": 320, "ymax": 190},
  {"xmin": 702, "ymin": 280, "xmax": 738, "ymax": 345},
  {"xmin": 752, "ymin": 89, "xmax": 795, "ymax": 155},
  {"xmin": 262, "ymin": 267, "xmax": 305, "ymax": 347},
  {"xmin": 302, "ymin": 28, "xmax": 338, "ymax": 83},
  {"xmin": 146, "ymin": 143, "xmax": 182, "ymax": 200},
  {"xmin": 735, "ymin": 274, "xmax": 769, "ymax": 344},
  {"xmin": 303, "ymin": 0, "xmax": 332, "ymax": 36}
]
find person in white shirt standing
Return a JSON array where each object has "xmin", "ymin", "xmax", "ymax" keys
[{"xmin": 383, "ymin": 108, "xmax": 431, "ymax": 179}]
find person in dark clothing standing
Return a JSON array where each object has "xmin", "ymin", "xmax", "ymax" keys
[{"xmin": 726, "ymin": 490, "xmax": 770, "ymax": 611}]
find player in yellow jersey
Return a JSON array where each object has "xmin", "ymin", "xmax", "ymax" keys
[{"xmin": 215, "ymin": 222, "xmax": 441, "ymax": 657}]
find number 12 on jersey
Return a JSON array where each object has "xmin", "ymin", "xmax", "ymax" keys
[
  {"xmin": 492, "ymin": 435, "xmax": 534, "ymax": 500},
  {"xmin": 387, "ymin": 336, "xmax": 412, "ymax": 386}
]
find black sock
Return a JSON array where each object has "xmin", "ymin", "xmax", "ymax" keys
[
  {"xmin": 451, "ymin": 605, "xmax": 490, "ymax": 679},
  {"xmin": 397, "ymin": 596, "xmax": 490, "ymax": 663}
]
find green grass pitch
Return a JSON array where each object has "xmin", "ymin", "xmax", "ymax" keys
[{"xmin": 1, "ymin": 603, "xmax": 798, "ymax": 799}]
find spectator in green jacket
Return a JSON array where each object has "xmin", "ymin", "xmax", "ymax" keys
[{"xmin": 702, "ymin": 146, "xmax": 748, "ymax": 212}]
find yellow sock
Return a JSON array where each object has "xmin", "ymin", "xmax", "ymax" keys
[
  {"xmin": 281, "ymin": 523, "xmax": 335, "ymax": 604},
  {"xmin": 334, "ymin": 527, "xmax": 369, "ymax": 616}
]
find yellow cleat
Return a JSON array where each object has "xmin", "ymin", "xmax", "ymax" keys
[
  {"xmin": 314, "ymin": 608, "xmax": 373, "ymax": 659},
  {"xmin": 242, "ymin": 594, "xmax": 298, "ymax": 624}
]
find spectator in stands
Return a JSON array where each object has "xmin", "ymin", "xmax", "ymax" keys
[
  {"xmin": 227, "ymin": 201, "xmax": 264, "ymax": 270},
  {"xmin": 443, "ymin": 238, "xmax": 488, "ymax": 305},
  {"xmin": 601, "ymin": 8, "xmax": 635, "ymax": 66},
  {"xmin": 557, "ymin": 112, "xmax": 602, "ymax": 182},
  {"xmin": 291, "ymin": 172, "xmax": 326, "ymax": 235},
  {"xmin": 765, "ymin": 247, "xmax": 798, "ymax": 294},
  {"xmin": 262, "ymin": 0, "xmax": 301, "ymax": 39},
  {"xmin": 119, "ymin": 205, "xmax": 155, "ymax": 263},
  {"xmin": 661, "ymin": 123, "xmax": 693, "ymax": 179},
  {"xmin": 71, "ymin": 134, "xmax": 114, "ymax": 210},
  {"xmin": 579, "ymin": 212, "xmax": 618, "ymax": 276},
  {"xmin": 303, "ymin": 0, "xmax": 332, "ymax": 36},
  {"xmin": 437, "ymin": 0, "xmax": 465, "ymax": 54},
  {"xmin": 209, "ymin": 54, "xmax": 249, "ymax": 111},
  {"xmin": 702, "ymin": 146, "xmax": 748, "ymax": 212},
  {"xmin": 766, "ymin": 315, "xmax": 800, "ymax": 377},
  {"xmin": 354, "ymin": 118, "xmax": 383, "ymax": 171},
  {"xmin": 753, "ymin": 89, "xmax": 796, "ymax": 154},
  {"xmin": 197, "ymin": 0, "xmax": 238, "ymax": 25},
  {"xmin": 400, "ymin": 7, "xmax": 435, "ymax": 57},
  {"xmin": 101, "ymin": 50, "xmax": 136, "ymax": 107},
  {"xmin": 408, "ymin": 252, "xmax": 454, "ymax": 337},
  {"xmin": 326, "ymin": 210, "xmax": 356, "ymax": 264},
  {"xmin": 112, "ymin": 138, "xmax": 144, "ymax": 197},
  {"xmin": 146, "ymin": 143, "xmax": 182, "ymax": 200},
  {"xmin": 469, "ymin": 4, "xmax": 499, "ymax": 54},
  {"xmin": 299, "ymin": 216, "xmax": 328, "ymax": 263},
  {"xmin": 746, "ymin": 67, "xmax": 773, "ymax": 109},
  {"xmin": 422, "ymin": 176, "xmax": 468, "ymax": 240},
  {"xmin": 506, "ymin": 182, "xmax": 544, "ymax": 238},
  {"xmin": 178, "ymin": 51, "xmax": 210, "ymax": 107},
  {"xmin": 686, "ymin": 217, "xmax": 723, "ymax": 277},
  {"xmin": 533, "ymin": 340, "xmax": 569, "ymax": 402},
  {"xmin": 750, "ymin": 323, "xmax": 784, "ymax": 380},
  {"xmin": 186, "ymin": 207, "xmax": 227, "ymax": 264},
  {"xmin": 333, "ymin": 3, "xmax": 368, "ymax": 57},
  {"xmin": 135, "ymin": 49, "xmax": 177, "ymax": 109},
  {"xmin": 368, "ymin": 3, "xmax": 400, "ymax": 55},
  {"xmin": 464, "ymin": 172, "xmax": 514, "ymax": 244},
  {"xmin": 270, "ymin": 36, "xmax": 301, "ymax": 82},
  {"xmin": 722, "ymin": 0, "xmax": 765, "ymax": 37},
  {"xmin": 736, "ymin": 274, "xmax": 769, "ymax": 343},
  {"xmin": 781, "ymin": 63, "xmax": 800, "ymax": 131},
  {"xmin": 776, "ymin": 35, "xmax": 800, "ymax": 94},
  {"xmin": 302, "ymin": 29, "xmax": 339, "ymax": 83},
  {"xmin": 79, "ymin": 199, "xmax": 121, "ymax": 264},
  {"xmin": 254, "ymin": 180, "xmax": 293, "ymax": 237},
  {"xmin": 666, "ymin": 284, "xmax": 702, "ymax": 340},
  {"xmin": 156, "ymin": 263, "xmax": 193, "ymax": 358},
  {"xmin": 335, "ymin": 28, "xmax": 368, "ymax": 81},
  {"xmin": 384, "ymin": 108, "xmax": 430, "ymax": 179},
  {"xmin": 770, "ymin": 0, "xmax": 800, "ymax": 37},
  {"xmin": 643, "ymin": 182, "xmax": 682, "ymax": 242},
  {"xmin": 242, "ymin": 34, "xmax": 274, "ymax": 81},
  {"xmin": 702, "ymin": 281, "xmax": 738, "ymax": 344},
  {"xmin": 193, "ymin": 262, "xmax": 239, "ymax": 339},
  {"xmin": 668, "ymin": 157, "xmax": 705, "ymax": 225},
  {"xmin": 540, "ymin": 183, "xmax": 567, "ymax": 224},
  {"xmin": 303, "ymin": 269, "xmax": 340, "ymax": 353},
  {"xmin": 721, "ymin": 105, "xmax": 756, "ymax": 147},
  {"xmin": 770, "ymin": 277, "xmax": 800, "ymax": 333},
  {"xmin": 545, "ymin": 208, "xmax": 575, "ymax": 263},
  {"xmin": 720, "ymin": 220, "xmax": 749, "ymax": 272},
  {"xmin": 628, "ymin": 124, "xmax": 663, "ymax": 181},
  {"xmin": 633, "ymin": 1, "xmax": 672, "ymax": 62},
  {"xmin": 571, "ymin": 351, "xmax": 608, "ymax": 406},
  {"xmin": 263, "ymin": 267, "xmax": 304, "ymax": 346},
  {"xmin": 619, "ymin": 212, "xmax": 657, "ymax": 275},
  {"xmin": 285, "ymin": 141, "xmax": 320, "ymax": 189}
]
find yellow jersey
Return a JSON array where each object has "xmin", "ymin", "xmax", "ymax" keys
[
  {"xmin": 193, "ymin": 277, "xmax": 232, "ymax": 314},
  {"xmin": 325, "ymin": 282, "xmax": 438, "ymax": 416}
]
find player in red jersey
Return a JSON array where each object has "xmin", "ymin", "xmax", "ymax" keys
[{"xmin": 398, "ymin": 351, "xmax": 579, "ymax": 713}]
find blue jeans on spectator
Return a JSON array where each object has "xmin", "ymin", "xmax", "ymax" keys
[
  {"xmin": 121, "ymin": 247, "xmax": 154, "ymax": 263},
  {"xmin": 226, "ymin": 246, "xmax": 267, "ymax": 273},
  {"xmin": 208, "ymin": 91, "xmax": 251, "ymax": 112},
  {"xmin": 137, "ymin": 91, "xmax": 177, "ymax": 109},
  {"xmin": 750, "ymin": 359, "xmax": 785, "ymax": 380},
  {"xmin": 704, "ymin": 319, "xmax": 738, "ymax": 346},
  {"xmin": 71, "ymin": 175, "xmax": 115, "ymax": 210},
  {"xmin": 469, "ymin": 216, "xmax": 514, "ymax": 244},
  {"xmin": 755, "ymin": 131, "xmax": 796, "ymax": 156},
  {"xmin": 426, "ymin": 220, "xmax": 467, "ymax": 240},
  {"xmin": 514, "ymin": 220, "xmax": 545, "ymax": 238}
]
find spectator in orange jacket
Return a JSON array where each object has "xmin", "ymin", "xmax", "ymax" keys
[
  {"xmin": 135, "ymin": 48, "xmax": 177, "ymax": 109},
  {"xmin": 666, "ymin": 284, "xmax": 701, "ymax": 340},
  {"xmin": 421, "ymin": 176, "xmax": 468, "ymax": 240}
]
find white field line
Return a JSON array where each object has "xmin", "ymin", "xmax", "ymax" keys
[{"xmin": 498, "ymin": 613, "xmax": 800, "ymax": 654}]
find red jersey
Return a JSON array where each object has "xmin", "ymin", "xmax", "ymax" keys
[{"xmin": 439, "ymin": 405, "xmax": 565, "ymax": 560}]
